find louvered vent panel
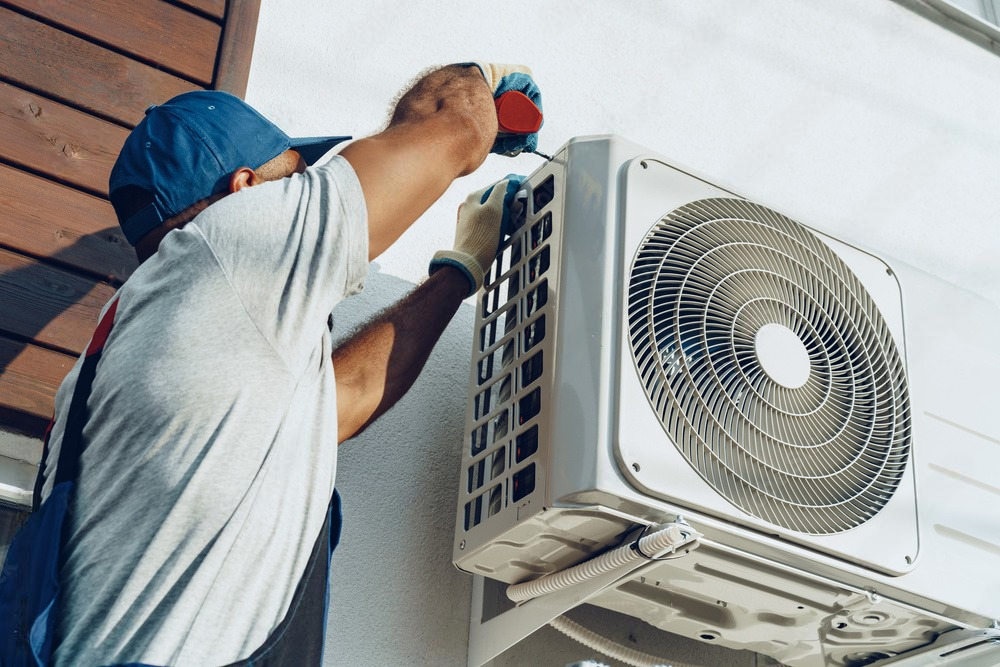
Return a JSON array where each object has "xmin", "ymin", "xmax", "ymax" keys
[
  {"xmin": 626, "ymin": 198, "xmax": 912, "ymax": 535},
  {"xmin": 462, "ymin": 177, "xmax": 556, "ymax": 532}
]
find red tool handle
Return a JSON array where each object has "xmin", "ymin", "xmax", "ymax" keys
[{"xmin": 495, "ymin": 91, "xmax": 543, "ymax": 134}]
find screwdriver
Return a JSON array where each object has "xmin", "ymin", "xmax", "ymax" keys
[{"xmin": 495, "ymin": 91, "xmax": 552, "ymax": 161}]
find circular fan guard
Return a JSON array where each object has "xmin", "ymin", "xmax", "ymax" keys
[{"xmin": 626, "ymin": 198, "xmax": 911, "ymax": 535}]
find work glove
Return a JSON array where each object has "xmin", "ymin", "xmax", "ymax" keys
[
  {"xmin": 460, "ymin": 62, "xmax": 543, "ymax": 155},
  {"xmin": 429, "ymin": 174, "xmax": 527, "ymax": 297}
]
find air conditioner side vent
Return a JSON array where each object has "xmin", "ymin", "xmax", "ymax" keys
[{"xmin": 460, "ymin": 176, "xmax": 558, "ymax": 535}]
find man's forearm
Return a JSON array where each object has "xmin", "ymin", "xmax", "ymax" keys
[
  {"xmin": 333, "ymin": 266, "xmax": 470, "ymax": 443},
  {"xmin": 340, "ymin": 65, "xmax": 498, "ymax": 261}
]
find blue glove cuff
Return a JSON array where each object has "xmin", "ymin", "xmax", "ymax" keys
[{"xmin": 429, "ymin": 257, "xmax": 478, "ymax": 298}]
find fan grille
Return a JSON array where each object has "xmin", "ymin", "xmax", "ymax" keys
[{"xmin": 626, "ymin": 198, "xmax": 912, "ymax": 535}]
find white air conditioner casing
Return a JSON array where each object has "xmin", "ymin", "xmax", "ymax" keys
[{"xmin": 453, "ymin": 136, "xmax": 1000, "ymax": 667}]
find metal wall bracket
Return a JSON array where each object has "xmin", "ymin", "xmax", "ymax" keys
[
  {"xmin": 466, "ymin": 558, "xmax": 665, "ymax": 667},
  {"xmin": 878, "ymin": 628, "xmax": 1000, "ymax": 666}
]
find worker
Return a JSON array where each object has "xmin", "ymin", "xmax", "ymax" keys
[{"xmin": 0, "ymin": 62, "xmax": 541, "ymax": 666}]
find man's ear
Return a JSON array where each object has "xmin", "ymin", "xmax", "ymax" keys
[{"xmin": 229, "ymin": 167, "xmax": 259, "ymax": 193}]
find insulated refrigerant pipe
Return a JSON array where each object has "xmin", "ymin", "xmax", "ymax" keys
[{"xmin": 506, "ymin": 522, "xmax": 700, "ymax": 603}]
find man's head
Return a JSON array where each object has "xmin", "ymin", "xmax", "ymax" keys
[{"xmin": 109, "ymin": 90, "xmax": 349, "ymax": 256}]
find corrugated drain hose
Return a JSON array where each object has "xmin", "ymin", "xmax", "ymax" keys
[
  {"xmin": 549, "ymin": 615, "xmax": 702, "ymax": 667},
  {"xmin": 506, "ymin": 521, "xmax": 703, "ymax": 667}
]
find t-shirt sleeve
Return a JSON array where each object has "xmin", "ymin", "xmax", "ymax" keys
[{"xmin": 192, "ymin": 156, "xmax": 369, "ymax": 375}]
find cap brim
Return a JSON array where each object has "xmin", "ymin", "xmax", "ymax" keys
[{"xmin": 290, "ymin": 136, "xmax": 352, "ymax": 165}]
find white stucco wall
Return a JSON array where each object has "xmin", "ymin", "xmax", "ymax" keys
[{"xmin": 246, "ymin": 2, "xmax": 1000, "ymax": 665}]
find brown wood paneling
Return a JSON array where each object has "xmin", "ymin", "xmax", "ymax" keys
[
  {"xmin": 0, "ymin": 165, "xmax": 136, "ymax": 283},
  {"xmin": 0, "ymin": 248, "xmax": 117, "ymax": 356},
  {"xmin": 173, "ymin": 0, "xmax": 226, "ymax": 21},
  {"xmin": 214, "ymin": 0, "xmax": 262, "ymax": 97},
  {"xmin": 0, "ymin": 0, "xmax": 262, "ymax": 444},
  {"xmin": 0, "ymin": 82, "xmax": 128, "ymax": 197},
  {"xmin": 4, "ymin": 0, "xmax": 223, "ymax": 85},
  {"xmin": 0, "ymin": 336, "xmax": 74, "ymax": 433},
  {"xmin": 0, "ymin": 6, "xmax": 200, "ymax": 127}
]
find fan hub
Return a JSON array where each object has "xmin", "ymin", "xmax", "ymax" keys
[{"xmin": 753, "ymin": 323, "xmax": 811, "ymax": 389}]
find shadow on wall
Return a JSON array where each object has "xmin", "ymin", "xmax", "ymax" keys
[
  {"xmin": 324, "ymin": 265, "xmax": 482, "ymax": 667},
  {"xmin": 0, "ymin": 229, "xmax": 135, "ymax": 435}
]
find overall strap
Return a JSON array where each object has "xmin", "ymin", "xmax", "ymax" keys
[{"xmin": 31, "ymin": 298, "xmax": 121, "ymax": 505}]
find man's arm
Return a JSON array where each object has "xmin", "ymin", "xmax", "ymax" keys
[
  {"xmin": 331, "ymin": 64, "xmax": 539, "ymax": 442},
  {"xmin": 339, "ymin": 65, "xmax": 498, "ymax": 261},
  {"xmin": 333, "ymin": 174, "xmax": 527, "ymax": 443},
  {"xmin": 333, "ymin": 265, "xmax": 468, "ymax": 443}
]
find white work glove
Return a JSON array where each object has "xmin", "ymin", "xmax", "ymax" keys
[
  {"xmin": 429, "ymin": 175, "xmax": 526, "ymax": 297},
  {"xmin": 466, "ymin": 62, "xmax": 534, "ymax": 92}
]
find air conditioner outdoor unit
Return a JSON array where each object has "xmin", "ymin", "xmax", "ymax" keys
[{"xmin": 452, "ymin": 136, "xmax": 1000, "ymax": 667}]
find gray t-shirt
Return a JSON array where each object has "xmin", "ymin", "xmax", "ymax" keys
[{"xmin": 41, "ymin": 156, "xmax": 368, "ymax": 666}]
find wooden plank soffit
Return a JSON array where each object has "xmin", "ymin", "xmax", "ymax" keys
[
  {"xmin": 0, "ymin": 81, "xmax": 128, "ymax": 197},
  {"xmin": 0, "ymin": 6, "xmax": 199, "ymax": 127},
  {"xmin": 2, "ymin": 0, "xmax": 222, "ymax": 85},
  {"xmin": 214, "ymin": 0, "xmax": 263, "ymax": 98},
  {"xmin": 0, "ymin": 165, "xmax": 136, "ymax": 283},
  {"xmin": 0, "ymin": 247, "xmax": 118, "ymax": 356},
  {"xmin": 0, "ymin": 336, "xmax": 75, "ymax": 434}
]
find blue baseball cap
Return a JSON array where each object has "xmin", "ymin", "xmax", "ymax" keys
[{"xmin": 109, "ymin": 90, "xmax": 350, "ymax": 246}]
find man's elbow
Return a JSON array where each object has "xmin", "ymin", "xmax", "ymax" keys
[
  {"xmin": 390, "ymin": 65, "xmax": 498, "ymax": 175},
  {"xmin": 443, "ymin": 108, "xmax": 495, "ymax": 176}
]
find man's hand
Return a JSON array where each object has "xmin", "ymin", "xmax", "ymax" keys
[
  {"xmin": 429, "ymin": 175, "xmax": 526, "ymax": 297},
  {"xmin": 461, "ymin": 63, "xmax": 543, "ymax": 155}
]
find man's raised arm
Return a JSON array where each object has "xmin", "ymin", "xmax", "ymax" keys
[
  {"xmin": 339, "ymin": 63, "xmax": 538, "ymax": 260},
  {"xmin": 334, "ymin": 175, "xmax": 528, "ymax": 443}
]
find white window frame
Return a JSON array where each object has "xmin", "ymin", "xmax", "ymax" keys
[{"xmin": 925, "ymin": 0, "xmax": 1000, "ymax": 41}]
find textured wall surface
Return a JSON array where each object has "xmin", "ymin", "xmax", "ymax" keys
[{"xmin": 244, "ymin": 2, "xmax": 1000, "ymax": 666}]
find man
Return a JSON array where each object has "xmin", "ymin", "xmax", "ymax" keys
[{"xmin": 33, "ymin": 62, "xmax": 541, "ymax": 665}]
